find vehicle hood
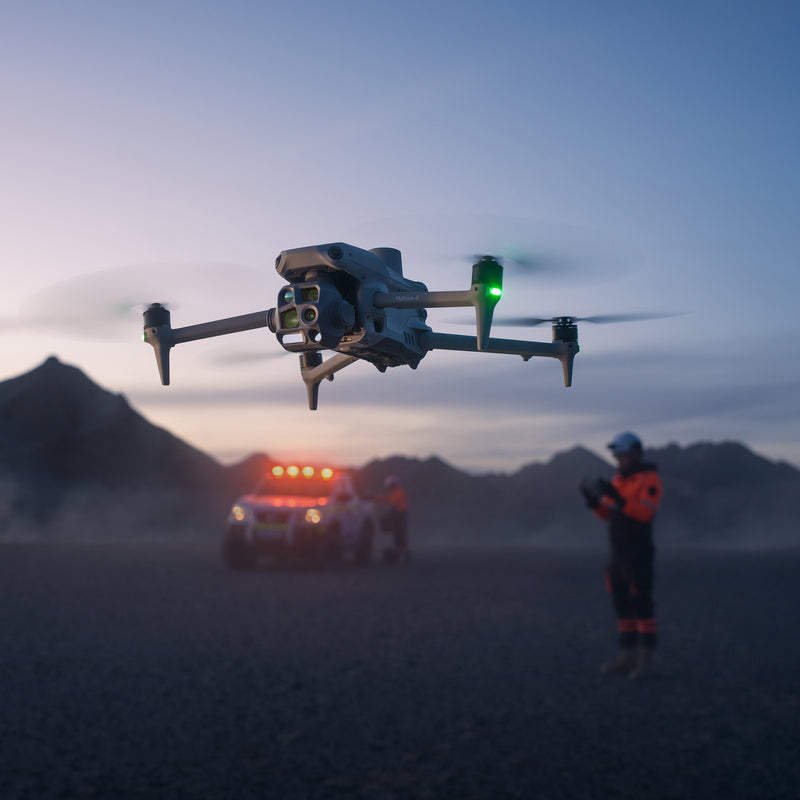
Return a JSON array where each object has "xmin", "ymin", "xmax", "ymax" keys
[{"xmin": 236, "ymin": 493, "xmax": 328, "ymax": 511}]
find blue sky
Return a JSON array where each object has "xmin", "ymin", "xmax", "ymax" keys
[{"xmin": 2, "ymin": 0, "xmax": 799, "ymax": 472}]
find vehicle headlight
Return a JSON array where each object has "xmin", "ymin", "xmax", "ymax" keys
[
  {"xmin": 304, "ymin": 508, "xmax": 323, "ymax": 525},
  {"xmin": 230, "ymin": 505, "xmax": 252, "ymax": 523}
]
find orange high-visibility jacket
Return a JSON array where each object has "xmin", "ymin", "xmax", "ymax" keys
[
  {"xmin": 376, "ymin": 485, "xmax": 409, "ymax": 513},
  {"xmin": 594, "ymin": 463, "xmax": 662, "ymax": 552}
]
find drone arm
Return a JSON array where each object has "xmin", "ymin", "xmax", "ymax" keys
[
  {"xmin": 299, "ymin": 352, "xmax": 359, "ymax": 410},
  {"xmin": 374, "ymin": 287, "xmax": 501, "ymax": 351},
  {"xmin": 418, "ymin": 331, "xmax": 579, "ymax": 387},
  {"xmin": 170, "ymin": 310, "xmax": 273, "ymax": 344},
  {"xmin": 144, "ymin": 305, "xmax": 275, "ymax": 385},
  {"xmin": 373, "ymin": 289, "xmax": 474, "ymax": 309}
]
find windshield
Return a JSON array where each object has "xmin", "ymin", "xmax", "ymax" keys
[{"xmin": 251, "ymin": 477, "xmax": 333, "ymax": 498}]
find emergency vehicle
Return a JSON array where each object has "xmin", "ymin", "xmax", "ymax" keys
[{"xmin": 221, "ymin": 465, "xmax": 376, "ymax": 568}]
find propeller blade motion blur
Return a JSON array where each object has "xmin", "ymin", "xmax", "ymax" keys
[
  {"xmin": 14, "ymin": 263, "xmax": 265, "ymax": 339},
  {"xmin": 493, "ymin": 312, "xmax": 679, "ymax": 327}
]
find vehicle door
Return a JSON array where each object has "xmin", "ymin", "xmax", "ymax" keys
[{"xmin": 330, "ymin": 475, "xmax": 360, "ymax": 547}]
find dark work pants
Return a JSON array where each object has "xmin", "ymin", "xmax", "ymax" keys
[
  {"xmin": 605, "ymin": 548, "xmax": 657, "ymax": 648},
  {"xmin": 385, "ymin": 509, "xmax": 408, "ymax": 553}
]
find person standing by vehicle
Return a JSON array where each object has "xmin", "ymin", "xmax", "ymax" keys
[
  {"xmin": 580, "ymin": 432, "xmax": 662, "ymax": 679},
  {"xmin": 375, "ymin": 475, "xmax": 411, "ymax": 562}
]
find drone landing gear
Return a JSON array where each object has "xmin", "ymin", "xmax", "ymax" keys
[{"xmin": 299, "ymin": 351, "xmax": 359, "ymax": 410}]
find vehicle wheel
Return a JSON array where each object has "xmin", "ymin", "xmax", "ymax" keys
[
  {"xmin": 222, "ymin": 535, "xmax": 257, "ymax": 569},
  {"xmin": 354, "ymin": 521, "xmax": 374, "ymax": 565}
]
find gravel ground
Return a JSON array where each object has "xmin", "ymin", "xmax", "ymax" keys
[{"xmin": 1, "ymin": 540, "xmax": 798, "ymax": 799}]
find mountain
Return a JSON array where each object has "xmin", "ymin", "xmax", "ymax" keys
[
  {"xmin": 360, "ymin": 443, "xmax": 800, "ymax": 547},
  {"xmin": 358, "ymin": 449, "xmax": 612, "ymax": 546},
  {"xmin": 224, "ymin": 452, "xmax": 275, "ymax": 493},
  {"xmin": 0, "ymin": 357, "xmax": 234, "ymax": 536},
  {"xmin": 646, "ymin": 441, "xmax": 800, "ymax": 544},
  {"xmin": 1, "ymin": 358, "xmax": 798, "ymax": 546}
]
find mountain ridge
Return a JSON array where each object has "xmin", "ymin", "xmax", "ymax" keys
[{"xmin": 1, "ymin": 357, "xmax": 798, "ymax": 546}]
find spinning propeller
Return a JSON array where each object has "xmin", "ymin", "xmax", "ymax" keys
[{"xmin": 491, "ymin": 312, "xmax": 678, "ymax": 327}]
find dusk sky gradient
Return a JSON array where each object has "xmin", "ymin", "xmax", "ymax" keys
[{"xmin": 2, "ymin": 0, "xmax": 799, "ymax": 472}]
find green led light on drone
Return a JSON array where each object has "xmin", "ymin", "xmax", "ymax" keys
[{"xmin": 489, "ymin": 287, "xmax": 502, "ymax": 297}]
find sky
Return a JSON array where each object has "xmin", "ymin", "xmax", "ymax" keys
[{"xmin": 1, "ymin": 0, "xmax": 799, "ymax": 473}]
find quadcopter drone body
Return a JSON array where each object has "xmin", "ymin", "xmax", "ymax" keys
[{"xmin": 143, "ymin": 243, "xmax": 580, "ymax": 409}]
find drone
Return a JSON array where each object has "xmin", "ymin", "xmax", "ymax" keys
[{"xmin": 142, "ymin": 242, "xmax": 608, "ymax": 409}]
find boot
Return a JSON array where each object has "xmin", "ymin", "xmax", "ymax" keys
[
  {"xmin": 629, "ymin": 646, "xmax": 655, "ymax": 680},
  {"xmin": 601, "ymin": 647, "xmax": 636, "ymax": 676}
]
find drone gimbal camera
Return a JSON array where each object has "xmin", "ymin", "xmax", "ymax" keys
[{"xmin": 143, "ymin": 243, "xmax": 580, "ymax": 409}]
